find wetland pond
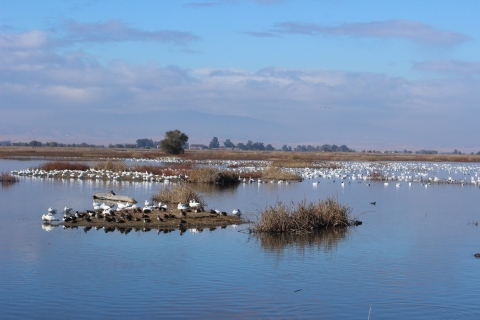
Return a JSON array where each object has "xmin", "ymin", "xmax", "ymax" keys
[{"xmin": 1, "ymin": 159, "xmax": 480, "ymax": 319}]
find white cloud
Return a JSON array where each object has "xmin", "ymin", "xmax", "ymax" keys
[
  {"xmin": 413, "ymin": 60, "xmax": 480, "ymax": 76},
  {"xmin": 1, "ymin": 31, "xmax": 480, "ymax": 149},
  {"xmin": 273, "ymin": 20, "xmax": 469, "ymax": 46}
]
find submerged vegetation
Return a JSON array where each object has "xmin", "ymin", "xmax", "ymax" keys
[
  {"xmin": 251, "ymin": 197, "xmax": 355, "ymax": 233},
  {"xmin": 152, "ymin": 184, "xmax": 207, "ymax": 207}
]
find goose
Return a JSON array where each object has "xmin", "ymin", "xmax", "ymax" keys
[
  {"xmin": 42, "ymin": 213, "xmax": 59, "ymax": 222},
  {"xmin": 48, "ymin": 207, "xmax": 57, "ymax": 214},
  {"xmin": 100, "ymin": 203, "xmax": 111, "ymax": 210},
  {"xmin": 177, "ymin": 203, "xmax": 188, "ymax": 210},
  {"xmin": 145, "ymin": 200, "xmax": 151, "ymax": 207},
  {"xmin": 232, "ymin": 209, "xmax": 241, "ymax": 216},
  {"xmin": 189, "ymin": 199, "xmax": 201, "ymax": 208},
  {"xmin": 142, "ymin": 206, "xmax": 152, "ymax": 213},
  {"xmin": 63, "ymin": 205, "xmax": 73, "ymax": 214}
]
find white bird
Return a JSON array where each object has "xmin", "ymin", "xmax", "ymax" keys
[
  {"xmin": 42, "ymin": 213, "xmax": 59, "ymax": 222},
  {"xmin": 48, "ymin": 207, "xmax": 57, "ymax": 214},
  {"xmin": 100, "ymin": 203, "xmax": 111, "ymax": 210},
  {"xmin": 63, "ymin": 206, "xmax": 73, "ymax": 214},
  {"xmin": 232, "ymin": 209, "xmax": 241, "ymax": 216},
  {"xmin": 189, "ymin": 199, "xmax": 201, "ymax": 208},
  {"xmin": 178, "ymin": 203, "xmax": 188, "ymax": 210},
  {"xmin": 142, "ymin": 206, "xmax": 152, "ymax": 213},
  {"xmin": 145, "ymin": 200, "xmax": 151, "ymax": 207}
]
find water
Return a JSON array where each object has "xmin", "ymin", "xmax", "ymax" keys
[{"xmin": 1, "ymin": 159, "xmax": 480, "ymax": 319}]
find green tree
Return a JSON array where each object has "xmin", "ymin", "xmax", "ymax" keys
[
  {"xmin": 265, "ymin": 144, "xmax": 275, "ymax": 151},
  {"xmin": 223, "ymin": 139, "xmax": 235, "ymax": 148},
  {"xmin": 160, "ymin": 130, "xmax": 189, "ymax": 154},
  {"xmin": 209, "ymin": 137, "xmax": 220, "ymax": 149}
]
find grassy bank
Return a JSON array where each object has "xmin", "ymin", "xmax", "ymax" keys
[
  {"xmin": 187, "ymin": 168, "xmax": 239, "ymax": 184},
  {"xmin": 2, "ymin": 146, "xmax": 480, "ymax": 162}
]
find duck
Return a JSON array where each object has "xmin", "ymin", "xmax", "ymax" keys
[{"xmin": 232, "ymin": 209, "xmax": 241, "ymax": 216}]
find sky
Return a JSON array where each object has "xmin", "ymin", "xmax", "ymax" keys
[{"xmin": 1, "ymin": 0, "xmax": 480, "ymax": 151}]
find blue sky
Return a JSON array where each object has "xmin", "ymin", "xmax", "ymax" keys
[{"xmin": 1, "ymin": 0, "xmax": 479, "ymax": 151}]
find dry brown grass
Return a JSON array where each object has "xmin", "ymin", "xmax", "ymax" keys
[
  {"xmin": 187, "ymin": 168, "xmax": 239, "ymax": 184},
  {"xmin": 238, "ymin": 171, "xmax": 263, "ymax": 179},
  {"xmin": 151, "ymin": 184, "xmax": 207, "ymax": 207},
  {"xmin": 2, "ymin": 146, "xmax": 480, "ymax": 163},
  {"xmin": 1, "ymin": 172, "xmax": 19, "ymax": 183},
  {"xmin": 37, "ymin": 161, "xmax": 90, "ymax": 171},
  {"xmin": 272, "ymin": 160, "xmax": 342, "ymax": 169},
  {"xmin": 262, "ymin": 166, "xmax": 302, "ymax": 181},
  {"xmin": 251, "ymin": 196, "xmax": 353, "ymax": 233},
  {"xmin": 368, "ymin": 171, "xmax": 387, "ymax": 180},
  {"xmin": 92, "ymin": 159, "xmax": 129, "ymax": 172}
]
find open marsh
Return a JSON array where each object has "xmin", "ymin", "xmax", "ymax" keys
[{"xmin": 1, "ymin": 158, "xmax": 480, "ymax": 319}]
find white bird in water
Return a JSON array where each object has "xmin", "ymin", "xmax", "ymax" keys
[
  {"xmin": 48, "ymin": 207, "xmax": 57, "ymax": 214},
  {"xmin": 42, "ymin": 213, "xmax": 59, "ymax": 222},
  {"xmin": 232, "ymin": 209, "xmax": 241, "ymax": 216},
  {"xmin": 63, "ymin": 206, "xmax": 73, "ymax": 214}
]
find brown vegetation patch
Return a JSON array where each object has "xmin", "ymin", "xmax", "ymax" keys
[
  {"xmin": 262, "ymin": 166, "xmax": 302, "ymax": 181},
  {"xmin": 238, "ymin": 171, "xmax": 263, "ymax": 179},
  {"xmin": 251, "ymin": 197, "xmax": 353, "ymax": 233},
  {"xmin": 368, "ymin": 171, "xmax": 387, "ymax": 180},
  {"xmin": 92, "ymin": 159, "xmax": 129, "ymax": 172},
  {"xmin": 37, "ymin": 161, "xmax": 90, "ymax": 171},
  {"xmin": 187, "ymin": 168, "xmax": 239, "ymax": 184},
  {"xmin": 1, "ymin": 172, "xmax": 19, "ymax": 183},
  {"xmin": 152, "ymin": 184, "xmax": 207, "ymax": 207}
]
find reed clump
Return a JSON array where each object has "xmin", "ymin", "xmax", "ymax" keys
[
  {"xmin": 251, "ymin": 197, "xmax": 353, "ymax": 233},
  {"xmin": 92, "ymin": 159, "xmax": 129, "ymax": 172},
  {"xmin": 262, "ymin": 166, "xmax": 302, "ymax": 181},
  {"xmin": 152, "ymin": 184, "xmax": 207, "ymax": 207},
  {"xmin": 1, "ymin": 172, "xmax": 19, "ymax": 183},
  {"xmin": 37, "ymin": 161, "xmax": 90, "ymax": 171},
  {"xmin": 187, "ymin": 168, "xmax": 239, "ymax": 184}
]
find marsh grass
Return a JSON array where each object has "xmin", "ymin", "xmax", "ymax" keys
[
  {"xmin": 1, "ymin": 172, "xmax": 19, "ymax": 183},
  {"xmin": 37, "ymin": 161, "xmax": 90, "ymax": 171},
  {"xmin": 251, "ymin": 197, "xmax": 352, "ymax": 233},
  {"xmin": 93, "ymin": 159, "xmax": 129, "ymax": 172},
  {"xmin": 368, "ymin": 171, "xmax": 387, "ymax": 180},
  {"xmin": 152, "ymin": 184, "xmax": 207, "ymax": 207},
  {"xmin": 272, "ymin": 160, "xmax": 342, "ymax": 169},
  {"xmin": 188, "ymin": 168, "xmax": 239, "ymax": 184},
  {"xmin": 262, "ymin": 166, "xmax": 302, "ymax": 181}
]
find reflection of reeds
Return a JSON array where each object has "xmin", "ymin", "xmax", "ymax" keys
[
  {"xmin": 253, "ymin": 228, "xmax": 349, "ymax": 253},
  {"xmin": 251, "ymin": 197, "xmax": 352, "ymax": 233},
  {"xmin": 152, "ymin": 184, "xmax": 207, "ymax": 206}
]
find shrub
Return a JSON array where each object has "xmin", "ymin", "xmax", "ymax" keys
[
  {"xmin": 251, "ymin": 196, "xmax": 353, "ymax": 233},
  {"xmin": 152, "ymin": 184, "xmax": 207, "ymax": 207},
  {"xmin": 262, "ymin": 166, "xmax": 302, "ymax": 181},
  {"xmin": 92, "ymin": 159, "xmax": 129, "ymax": 172},
  {"xmin": 1, "ymin": 172, "xmax": 19, "ymax": 183},
  {"xmin": 188, "ymin": 168, "xmax": 239, "ymax": 184},
  {"xmin": 37, "ymin": 161, "xmax": 90, "ymax": 171}
]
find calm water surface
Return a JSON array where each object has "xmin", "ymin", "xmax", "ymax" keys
[{"xmin": 1, "ymin": 160, "xmax": 480, "ymax": 319}]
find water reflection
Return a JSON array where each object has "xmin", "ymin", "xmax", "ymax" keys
[
  {"xmin": 58, "ymin": 224, "xmax": 226, "ymax": 236},
  {"xmin": 253, "ymin": 227, "xmax": 350, "ymax": 255}
]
